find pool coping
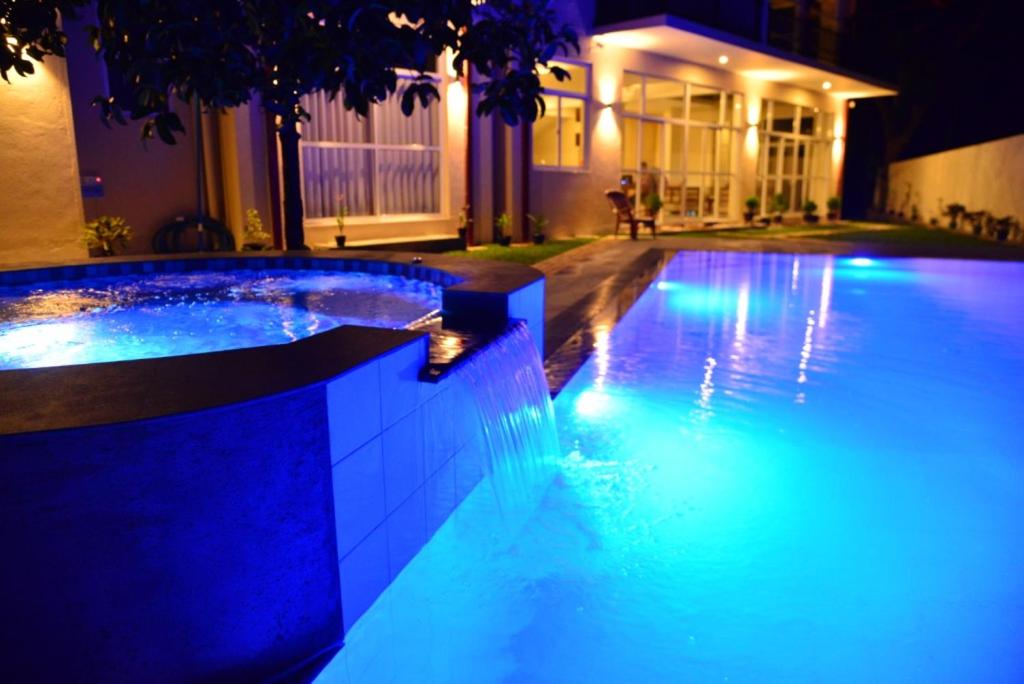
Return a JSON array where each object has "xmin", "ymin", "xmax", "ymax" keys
[{"xmin": 0, "ymin": 250, "xmax": 543, "ymax": 436}]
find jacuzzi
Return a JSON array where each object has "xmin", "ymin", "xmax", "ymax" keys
[{"xmin": 0, "ymin": 251, "xmax": 546, "ymax": 683}]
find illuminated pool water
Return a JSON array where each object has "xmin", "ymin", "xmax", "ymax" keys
[
  {"xmin": 0, "ymin": 269, "xmax": 442, "ymax": 369},
  {"xmin": 318, "ymin": 251, "xmax": 1024, "ymax": 683}
]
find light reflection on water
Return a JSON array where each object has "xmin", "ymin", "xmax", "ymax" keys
[
  {"xmin": 319, "ymin": 251, "xmax": 1024, "ymax": 683},
  {"xmin": 0, "ymin": 270, "xmax": 442, "ymax": 369}
]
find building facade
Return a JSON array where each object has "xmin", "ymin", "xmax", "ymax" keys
[{"xmin": 0, "ymin": 0, "xmax": 892, "ymax": 265}]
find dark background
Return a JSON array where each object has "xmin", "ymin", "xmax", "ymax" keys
[{"xmin": 842, "ymin": 0, "xmax": 1024, "ymax": 217}]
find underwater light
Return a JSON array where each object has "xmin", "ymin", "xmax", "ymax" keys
[
  {"xmin": 574, "ymin": 388, "xmax": 611, "ymax": 418},
  {"xmin": 850, "ymin": 257, "xmax": 874, "ymax": 267},
  {"xmin": 656, "ymin": 281, "xmax": 678, "ymax": 291}
]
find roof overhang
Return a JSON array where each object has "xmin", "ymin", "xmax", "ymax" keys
[{"xmin": 593, "ymin": 14, "xmax": 897, "ymax": 100}]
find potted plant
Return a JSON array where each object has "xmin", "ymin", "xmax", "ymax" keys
[
  {"xmin": 802, "ymin": 200, "xmax": 819, "ymax": 224},
  {"xmin": 826, "ymin": 196, "xmax": 842, "ymax": 222},
  {"xmin": 944, "ymin": 203, "xmax": 966, "ymax": 231},
  {"xmin": 643, "ymin": 193, "xmax": 664, "ymax": 222},
  {"xmin": 456, "ymin": 205, "xmax": 470, "ymax": 246},
  {"xmin": 241, "ymin": 208, "xmax": 271, "ymax": 251},
  {"xmin": 966, "ymin": 211, "xmax": 987, "ymax": 235},
  {"xmin": 494, "ymin": 212, "xmax": 512, "ymax": 246},
  {"xmin": 83, "ymin": 215, "xmax": 133, "ymax": 257},
  {"xmin": 744, "ymin": 196, "xmax": 759, "ymax": 224},
  {"xmin": 528, "ymin": 213, "xmax": 549, "ymax": 244},
  {"xmin": 334, "ymin": 201, "xmax": 348, "ymax": 248},
  {"xmin": 772, "ymin": 193, "xmax": 787, "ymax": 223},
  {"xmin": 993, "ymin": 215, "xmax": 1016, "ymax": 242}
]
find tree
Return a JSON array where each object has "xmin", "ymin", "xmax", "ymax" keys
[
  {"xmin": 3, "ymin": 0, "xmax": 578, "ymax": 249},
  {"xmin": 1, "ymin": 0, "xmax": 90, "ymax": 82}
]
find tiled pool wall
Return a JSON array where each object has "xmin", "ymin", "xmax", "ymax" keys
[
  {"xmin": 0, "ymin": 255, "xmax": 544, "ymax": 683},
  {"xmin": 331, "ymin": 275, "xmax": 544, "ymax": 632}
]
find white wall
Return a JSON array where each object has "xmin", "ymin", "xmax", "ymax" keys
[
  {"xmin": 888, "ymin": 134, "xmax": 1024, "ymax": 226},
  {"xmin": 529, "ymin": 38, "xmax": 846, "ymax": 238},
  {"xmin": 0, "ymin": 58, "xmax": 85, "ymax": 266}
]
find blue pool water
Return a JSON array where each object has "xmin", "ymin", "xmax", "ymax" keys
[
  {"xmin": 0, "ymin": 269, "xmax": 442, "ymax": 369},
  {"xmin": 318, "ymin": 251, "xmax": 1024, "ymax": 683}
]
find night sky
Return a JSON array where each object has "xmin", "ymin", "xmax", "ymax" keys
[{"xmin": 842, "ymin": 0, "xmax": 1024, "ymax": 217}]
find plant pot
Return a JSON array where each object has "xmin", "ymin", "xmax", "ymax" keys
[
  {"xmin": 532, "ymin": 234, "xmax": 546, "ymax": 245},
  {"xmin": 773, "ymin": 214, "xmax": 783, "ymax": 224},
  {"xmin": 335, "ymin": 235, "xmax": 347, "ymax": 248},
  {"xmin": 743, "ymin": 211, "xmax": 755, "ymax": 223},
  {"xmin": 498, "ymin": 236, "xmax": 512, "ymax": 247},
  {"xmin": 827, "ymin": 211, "xmax": 838, "ymax": 221},
  {"xmin": 804, "ymin": 214, "xmax": 820, "ymax": 224},
  {"xmin": 242, "ymin": 242, "xmax": 267, "ymax": 251}
]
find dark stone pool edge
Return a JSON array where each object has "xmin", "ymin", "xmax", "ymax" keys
[
  {"xmin": 544, "ymin": 248, "xmax": 672, "ymax": 396},
  {"xmin": 0, "ymin": 249, "xmax": 542, "ymax": 436}
]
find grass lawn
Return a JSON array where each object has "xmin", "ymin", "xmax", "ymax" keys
[
  {"xmin": 661, "ymin": 223, "xmax": 861, "ymax": 239},
  {"xmin": 813, "ymin": 225, "xmax": 1024, "ymax": 248},
  {"xmin": 443, "ymin": 237, "xmax": 597, "ymax": 265}
]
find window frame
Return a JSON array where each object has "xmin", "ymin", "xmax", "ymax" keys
[
  {"xmin": 757, "ymin": 100, "xmax": 834, "ymax": 214},
  {"xmin": 531, "ymin": 59, "xmax": 591, "ymax": 173},
  {"xmin": 298, "ymin": 68, "xmax": 448, "ymax": 225},
  {"xmin": 620, "ymin": 71, "xmax": 744, "ymax": 220}
]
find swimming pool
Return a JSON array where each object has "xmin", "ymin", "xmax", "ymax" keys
[
  {"xmin": 318, "ymin": 251, "xmax": 1024, "ymax": 683},
  {"xmin": 0, "ymin": 269, "xmax": 442, "ymax": 369}
]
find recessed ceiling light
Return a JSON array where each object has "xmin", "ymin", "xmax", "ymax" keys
[
  {"xmin": 718, "ymin": 55, "xmax": 729, "ymax": 65},
  {"xmin": 822, "ymin": 81, "xmax": 833, "ymax": 90}
]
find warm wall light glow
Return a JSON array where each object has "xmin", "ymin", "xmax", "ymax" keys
[
  {"xmin": 822, "ymin": 81, "xmax": 833, "ymax": 91},
  {"xmin": 740, "ymin": 68, "xmax": 798, "ymax": 82},
  {"xmin": 718, "ymin": 55, "xmax": 729, "ymax": 65},
  {"xmin": 596, "ymin": 75, "xmax": 617, "ymax": 107},
  {"xmin": 744, "ymin": 124, "xmax": 759, "ymax": 156},
  {"xmin": 595, "ymin": 105, "xmax": 619, "ymax": 142},
  {"xmin": 445, "ymin": 79, "xmax": 467, "ymax": 123},
  {"xmin": 848, "ymin": 100, "xmax": 857, "ymax": 109},
  {"xmin": 833, "ymin": 111, "xmax": 846, "ymax": 139},
  {"xmin": 444, "ymin": 49, "xmax": 458, "ymax": 79},
  {"xmin": 591, "ymin": 31, "xmax": 656, "ymax": 50},
  {"xmin": 746, "ymin": 97, "xmax": 761, "ymax": 127}
]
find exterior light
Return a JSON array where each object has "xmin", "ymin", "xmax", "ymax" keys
[
  {"xmin": 718, "ymin": 55, "xmax": 729, "ymax": 65},
  {"xmin": 849, "ymin": 100, "xmax": 857, "ymax": 109},
  {"xmin": 822, "ymin": 81, "xmax": 833, "ymax": 91}
]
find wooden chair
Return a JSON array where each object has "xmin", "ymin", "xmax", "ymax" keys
[{"xmin": 605, "ymin": 190, "xmax": 656, "ymax": 240}]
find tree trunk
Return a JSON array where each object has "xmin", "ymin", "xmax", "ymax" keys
[{"xmin": 278, "ymin": 120, "xmax": 307, "ymax": 250}]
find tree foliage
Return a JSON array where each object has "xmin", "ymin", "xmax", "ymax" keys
[
  {"xmin": 3, "ymin": 0, "xmax": 579, "ymax": 248},
  {"xmin": 87, "ymin": 0, "xmax": 578, "ymax": 139},
  {"xmin": 0, "ymin": 0, "xmax": 89, "ymax": 82}
]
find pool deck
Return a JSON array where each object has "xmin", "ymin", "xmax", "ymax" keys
[{"xmin": 537, "ymin": 229, "xmax": 1024, "ymax": 393}]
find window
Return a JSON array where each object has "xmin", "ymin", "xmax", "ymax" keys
[
  {"xmin": 533, "ymin": 60, "xmax": 589, "ymax": 169},
  {"xmin": 757, "ymin": 100, "xmax": 833, "ymax": 213},
  {"xmin": 620, "ymin": 73, "xmax": 743, "ymax": 220},
  {"xmin": 299, "ymin": 75, "xmax": 443, "ymax": 220}
]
